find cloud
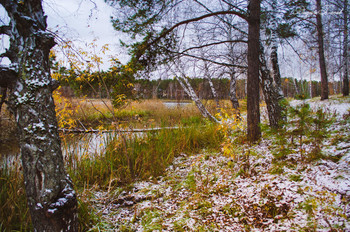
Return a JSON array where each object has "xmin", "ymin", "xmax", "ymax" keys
[{"xmin": 44, "ymin": 0, "xmax": 129, "ymax": 70}]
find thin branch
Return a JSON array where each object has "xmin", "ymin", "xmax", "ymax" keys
[
  {"xmin": 136, "ymin": 10, "xmax": 247, "ymax": 60},
  {"xmin": 193, "ymin": 0, "xmax": 247, "ymax": 32},
  {"xmin": 181, "ymin": 40, "xmax": 247, "ymax": 53},
  {"xmin": 169, "ymin": 49, "xmax": 247, "ymax": 69},
  {"xmin": 284, "ymin": 38, "xmax": 310, "ymax": 65}
]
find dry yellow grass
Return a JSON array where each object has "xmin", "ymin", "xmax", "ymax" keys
[{"xmin": 55, "ymin": 97, "xmax": 247, "ymax": 129}]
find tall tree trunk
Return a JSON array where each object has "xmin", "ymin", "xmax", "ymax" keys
[
  {"xmin": 206, "ymin": 75, "xmax": 221, "ymax": 112},
  {"xmin": 270, "ymin": 45, "xmax": 283, "ymax": 94},
  {"xmin": 247, "ymin": 0, "xmax": 261, "ymax": 142},
  {"xmin": 343, "ymin": 0, "xmax": 349, "ymax": 96},
  {"xmin": 316, "ymin": 0, "xmax": 329, "ymax": 100},
  {"xmin": 293, "ymin": 78, "xmax": 300, "ymax": 96},
  {"xmin": 260, "ymin": 44, "xmax": 285, "ymax": 128},
  {"xmin": 270, "ymin": 0, "xmax": 284, "ymax": 96},
  {"xmin": 153, "ymin": 79, "xmax": 161, "ymax": 99},
  {"xmin": 0, "ymin": 1, "xmax": 78, "ymax": 231},
  {"xmin": 177, "ymin": 77, "xmax": 219, "ymax": 123},
  {"xmin": 226, "ymin": 20, "xmax": 240, "ymax": 110},
  {"xmin": 229, "ymin": 70, "xmax": 240, "ymax": 110}
]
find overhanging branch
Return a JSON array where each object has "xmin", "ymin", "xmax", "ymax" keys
[
  {"xmin": 169, "ymin": 50, "xmax": 247, "ymax": 69},
  {"xmin": 136, "ymin": 10, "xmax": 248, "ymax": 61},
  {"xmin": 181, "ymin": 40, "xmax": 247, "ymax": 54}
]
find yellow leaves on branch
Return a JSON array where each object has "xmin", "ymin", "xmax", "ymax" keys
[
  {"xmin": 53, "ymin": 86, "xmax": 79, "ymax": 129},
  {"xmin": 217, "ymin": 108, "xmax": 244, "ymax": 159},
  {"xmin": 53, "ymin": 39, "xmax": 113, "ymax": 73}
]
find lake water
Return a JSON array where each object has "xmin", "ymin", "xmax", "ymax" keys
[
  {"xmin": 162, "ymin": 102, "xmax": 191, "ymax": 108},
  {"xmin": 1, "ymin": 101, "xmax": 192, "ymax": 165}
]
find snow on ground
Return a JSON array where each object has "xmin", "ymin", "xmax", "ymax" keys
[
  {"xmin": 291, "ymin": 97, "xmax": 350, "ymax": 119},
  {"xmin": 90, "ymin": 97, "xmax": 350, "ymax": 231}
]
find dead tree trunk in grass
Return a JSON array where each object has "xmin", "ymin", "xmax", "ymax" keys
[{"xmin": 0, "ymin": 1, "xmax": 78, "ymax": 231}]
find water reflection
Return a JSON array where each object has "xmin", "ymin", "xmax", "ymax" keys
[{"xmin": 162, "ymin": 101, "xmax": 191, "ymax": 108}]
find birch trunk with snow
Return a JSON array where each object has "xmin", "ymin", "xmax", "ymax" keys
[
  {"xmin": 199, "ymin": 42, "xmax": 221, "ymax": 111},
  {"xmin": 270, "ymin": 0, "xmax": 284, "ymax": 96},
  {"xmin": 259, "ymin": 43, "xmax": 284, "ymax": 128},
  {"xmin": 229, "ymin": 69, "xmax": 240, "ymax": 110},
  {"xmin": 206, "ymin": 74, "xmax": 220, "ymax": 111},
  {"xmin": 0, "ymin": 1, "xmax": 78, "ymax": 231},
  {"xmin": 177, "ymin": 77, "xmax": 219, "ymax": 123},
  {"xmin": 294, "ymin": 78, "xmax": 300, "ymax": 95}
]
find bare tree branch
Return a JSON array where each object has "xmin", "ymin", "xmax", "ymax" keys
[
  {"xmin": 181, "ymin": 40, "xmax": 247, "ymax": 53},
  {"xmin": 168, "ymin": 49, "xmax": 247, "ymax": 69},
  {"xmin": 136, "ymin": 10, "xmax": 248, "ymax": 61}
]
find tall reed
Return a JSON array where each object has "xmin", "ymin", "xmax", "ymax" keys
[
  {"xmin": 0, "ymin": 157, "xmax": 32, "ymax": 231},
  {"xmin": 68, "ymin": 123, "xmax": 223, "ymax": 189}
]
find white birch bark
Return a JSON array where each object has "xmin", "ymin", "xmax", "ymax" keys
[
  {"xmin": 0, "ymin": 1, "xmax": 78, "ymax": 231},
  {"xmin": 177, "ymin": 76, "xmax": 219, "ymax": 123}
]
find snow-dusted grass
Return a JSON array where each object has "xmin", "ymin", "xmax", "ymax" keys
[
  {"xmin": 1, "ymin": 96, "xmax": 349, "ymax": 231},
  {"xmin": 88, "ymin": 97, "xmax": 350, "ymax": 231}
]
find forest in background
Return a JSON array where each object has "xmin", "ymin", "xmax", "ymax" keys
[{"xmin": 59, "ymin": 75, "xmax": 344, "ymax": 100}]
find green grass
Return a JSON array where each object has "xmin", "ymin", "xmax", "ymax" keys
[
  {"xmin": 0, "ymin": 160, "xmax": 32, "ymax": 232},
  {"xmin": 68, "ymin": 122, "xmax": 224, "ymax": 189}
]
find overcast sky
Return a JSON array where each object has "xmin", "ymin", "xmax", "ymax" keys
[
  {"xmin": 43, "ymin": 0, "xmax": 129, "ymax": 69},
  {"xmin": 0, "ymin": 1, "xmax": 333, "ymax": 80}
]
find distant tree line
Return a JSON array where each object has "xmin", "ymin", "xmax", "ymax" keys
[
  {"xmin": 58, "ymin": 74, "xmax": 345, "ymax": 101},
  {"xmin": 133, "ymin": 78, "xmax": 345, "ymax": 100}
]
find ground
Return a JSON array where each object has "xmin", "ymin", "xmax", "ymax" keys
[{"xmin": 87, "ymin": 97, "xmax": 350, "ymax": 231}]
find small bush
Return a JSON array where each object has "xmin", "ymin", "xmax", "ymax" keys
[{"xmin": 265, "ymin": 103, "xmax": 335, "ymax": 165}]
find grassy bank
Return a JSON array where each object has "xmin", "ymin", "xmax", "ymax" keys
[
  {"xmin": 67, "ymin": 122, "xmax": 223, "ymax": 190},
  {"xmin": 0, "ymin": 121, "xmax": 223, "ymax": 231}
]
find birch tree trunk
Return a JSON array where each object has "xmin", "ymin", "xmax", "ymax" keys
[
  {"xmin": 177, "ymin": 77, "xmax": 219, "ymax": 123},
  {"xmin": 260, "ymin": 44, "xmax": 285, "ymax": 128},
  {"xmin": 206, "ymin": 74, "xmax": 221, "ymax": 111},
  {"xmin": 270, "ymin": 0, "xmax": 284, "ymax": 96},
  {"xmin": 0, "ymin": 1, "xmax": 78, "ymax": 231},
  {"xmin": 316, "ymin": 0, "xmax": 329, "ymax": 100},
  {"xmin": 247, "ymin": 0, "xmax": 261, "ymax": 142},
  {"xmin": 229, "ymin": 70, "xmax": 240, "ymax": 110},
  {"xmin": 343, "ymin": 0, "xmax": 349, "ymax": 96},
  {"xmin": 294, "ymin": 78, "xmax": 300, "ymax": 96}
]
